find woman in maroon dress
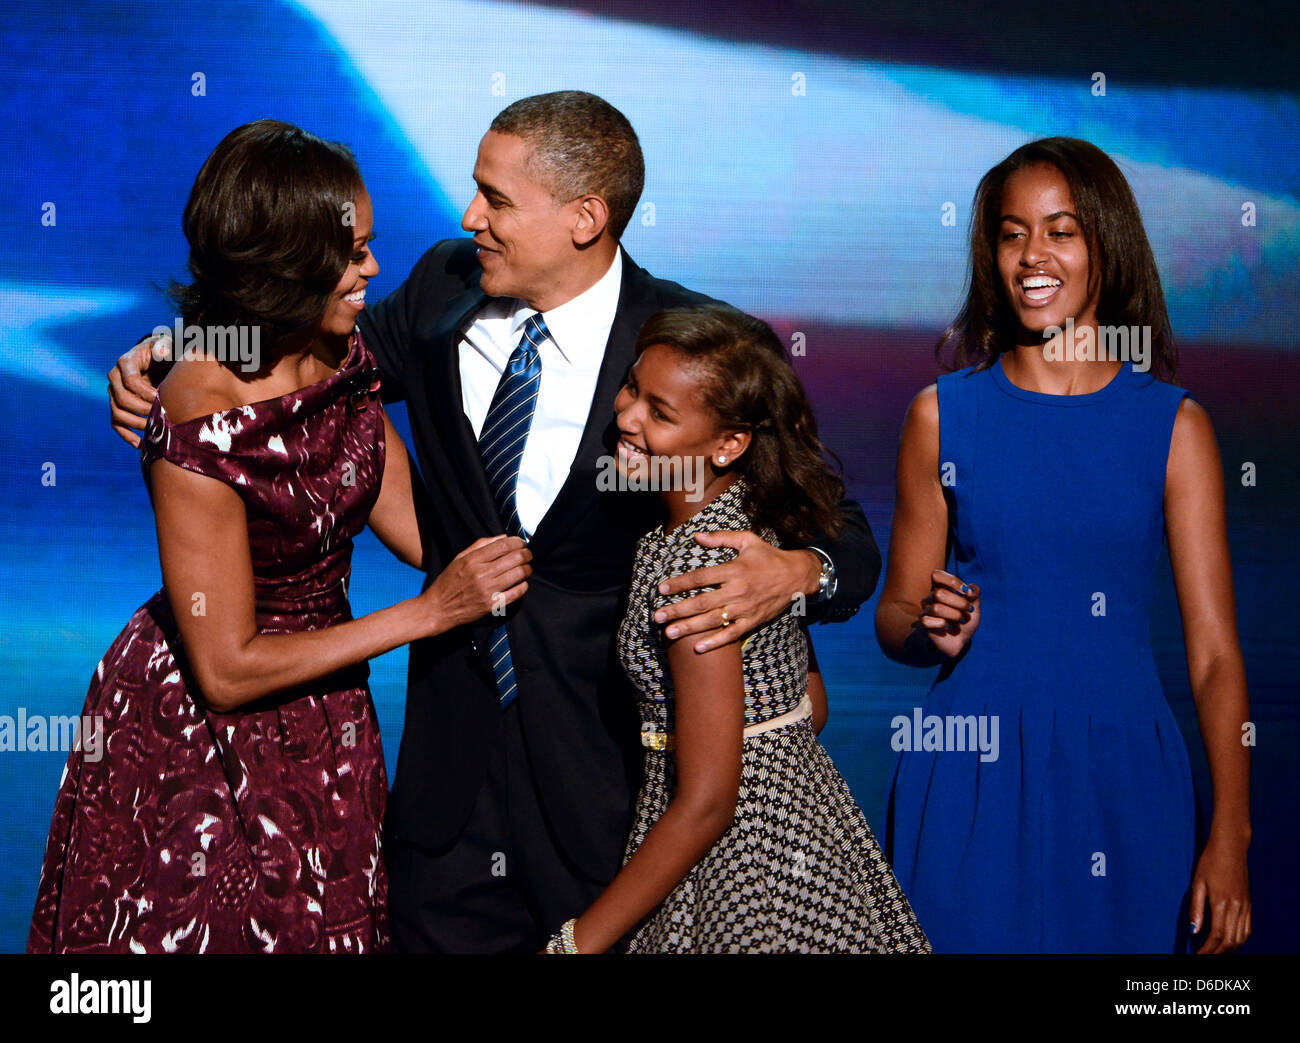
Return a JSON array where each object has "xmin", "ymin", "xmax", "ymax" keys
[{"xmin": 27, "ymin": 120, "xmax": 532, "ymax": 953}]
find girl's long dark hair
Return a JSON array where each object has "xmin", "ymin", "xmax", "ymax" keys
[
  {"xmin": 169, "ymin": 119, "xmax": 363, "ymax": 362},
  {"xmin": 635, "ymin": 307, "xmax": 844, "ymax": 545},
  {"xmin": 938, "ymin": 136, "xmax": 1177, "ymax": 381}
]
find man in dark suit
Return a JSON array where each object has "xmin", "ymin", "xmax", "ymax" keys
[{"xmin": 109, "ymin": 91, "xmax": 881, "ymax": 953}]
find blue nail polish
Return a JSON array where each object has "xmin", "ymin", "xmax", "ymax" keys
[{"xmin": 960, "ymin": 584, "xmax": 971, "ymax": 595}]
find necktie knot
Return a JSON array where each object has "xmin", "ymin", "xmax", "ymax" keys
[{"xmin": 518, "ymin": 312, "xmax": 549, "ymax": 358}]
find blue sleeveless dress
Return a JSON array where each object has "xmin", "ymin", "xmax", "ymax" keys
[{"xmin": 884, "ymin": 358, "xmax": 1196, "ymax": 954}]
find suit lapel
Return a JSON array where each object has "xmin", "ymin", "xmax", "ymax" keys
[
  {"xmin": 423, "ymin": 285, "xmax": 504, "ymax": 536},
  {"xmin": 527, "ymin": 253, "xmax": 659, "ymax": 558}
]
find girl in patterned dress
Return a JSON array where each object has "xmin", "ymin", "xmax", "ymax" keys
[
  {"xmin": 29, "ymin": 121, "xmax": 532, "ymax": 953},
  {"xmin": 543, "ymin": 307, "xmax": 930, "ymax": 954}
]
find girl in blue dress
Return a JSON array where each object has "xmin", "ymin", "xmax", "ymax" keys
[{"xmin": 876, "ymin": 137, "xmax": 1252, "ymax": 954}]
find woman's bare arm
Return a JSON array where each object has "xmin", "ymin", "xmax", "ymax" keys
[
  {"xmin": 151, "ymin": 459, "xmax": 530, "ymax": 712},
  {"xmin": 148, "ymin": 359, "xmax": 530, "ymax": 712},
  {"xmin": 875, "ymin": 386, "xmax": 978, "ymax": 664},
  {"xmin": 367, "ymin": 410, "xmax": 430, "ymax": 571},
  {"xmin": 1164, "ymin": 398, "xmax": 1251, "ymax": 953}
]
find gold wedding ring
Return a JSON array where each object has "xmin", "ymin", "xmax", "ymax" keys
[{"xmin": 720, "ymin": 609, "xmax": 732, "ymax": 627}]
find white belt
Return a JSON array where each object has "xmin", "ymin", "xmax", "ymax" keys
[{"xmin": 640, "ymin": 694, "xmax": 812, "ymax": 751}]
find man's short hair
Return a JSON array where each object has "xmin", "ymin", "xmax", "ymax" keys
[{"xmin": 490, "ymin": 90, "xmax": 645, "ymax": 241}]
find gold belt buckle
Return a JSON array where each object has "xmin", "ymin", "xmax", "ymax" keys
[{"xmin": 640, "ymin": 728, "xmax": 675, "ymax": 751}]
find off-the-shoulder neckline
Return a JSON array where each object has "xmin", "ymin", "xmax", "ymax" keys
[{"xmin": 155, "ymin": 333, "xmax": 365, "ymax": 431}]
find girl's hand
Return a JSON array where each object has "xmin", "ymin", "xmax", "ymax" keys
[
  {"xmin": 919, "ymin": 569, "xmax": 980, "ymax": 659},
  {"xmin": 1190, "ymin": 838, "xmax": 1251, "ymax": 953}
]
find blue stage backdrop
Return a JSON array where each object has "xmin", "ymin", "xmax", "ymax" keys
[{"xmin": 2, "ymin": 0, "xmax": 1295, "ymax": 952}]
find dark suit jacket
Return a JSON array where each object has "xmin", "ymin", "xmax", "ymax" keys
[{"xmin": 358, "ymin": 238, "xmax": 880, "ymax": 883}]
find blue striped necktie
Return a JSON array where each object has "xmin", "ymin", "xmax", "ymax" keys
[{"xmin": 477, "ymin": 312, "xmax": 547, "ymax": 709}]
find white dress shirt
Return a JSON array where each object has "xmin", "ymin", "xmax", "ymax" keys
[{"xmin": 459, "ymin": 248, "xmax": 624, "ymax": 538}]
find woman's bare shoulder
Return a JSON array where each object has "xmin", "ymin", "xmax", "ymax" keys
[{"xmin": 158, "ymin": 360, "xmax": 243, "ymax": 425}]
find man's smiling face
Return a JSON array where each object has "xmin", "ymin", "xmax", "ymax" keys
[{"xmin": 461, "ymin": 130, "xmax": 577, "ymax": 308}]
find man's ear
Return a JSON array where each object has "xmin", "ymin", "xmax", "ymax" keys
[{"xmin": 571, "ymin": 194, "xmax": 611, "ymax": 246}]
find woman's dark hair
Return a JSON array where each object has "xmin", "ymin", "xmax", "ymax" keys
[
  {"xmin": 169, "ymin": 119, "xmax": 363, "ymax": 357},
  {"xmin": 938, "ymin": 136, "xmax": 1177, "ymax": 381},
  {"xmin": 634, "ymin": 307, "xmax": 844, "ymax": 545}
]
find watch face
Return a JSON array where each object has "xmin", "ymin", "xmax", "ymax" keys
[
  {"xmin": 818, "ymin": 566, "xmax": 833, "ymax": 601},
  {"xmin": 809, "ymin": 548, "xmax": 834, "ymax": 601}
]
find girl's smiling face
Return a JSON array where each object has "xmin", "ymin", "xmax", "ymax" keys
[
  {"xmin": 996, "ymin": 163, "xmax": 1099, "ymax": 343},
  {"xmin": 613, "ymin": 343, "xmax": 747, "ymax": 487}
]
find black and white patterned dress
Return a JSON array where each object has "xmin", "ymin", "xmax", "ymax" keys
[{"xmin": 616, "ymin": 478, "xmax": 931, "ymax": 953}]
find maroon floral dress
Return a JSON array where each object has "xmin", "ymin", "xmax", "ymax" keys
[{"xmin": 28, "ymin": 335, "xmax": 390, "ymax": 953}]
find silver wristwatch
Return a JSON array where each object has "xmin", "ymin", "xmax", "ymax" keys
[{"xmin": 807, "ymin": 546, "xmax": 838, "ymax": 603}]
